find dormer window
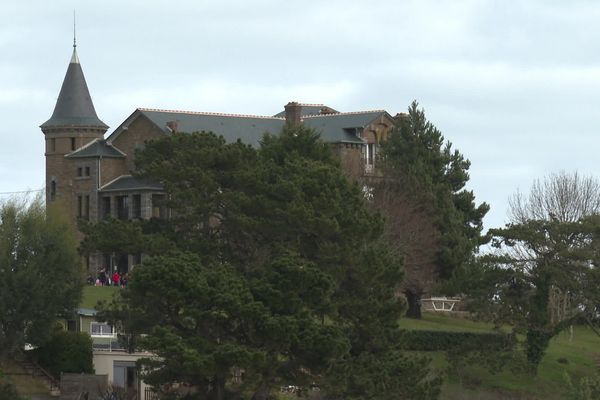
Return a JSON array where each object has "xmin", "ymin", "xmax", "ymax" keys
[{"xmin": 344, "ymin": 127, "xmax": 364, "ymax": 139}]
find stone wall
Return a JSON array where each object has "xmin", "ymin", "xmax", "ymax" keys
[
  {"xmin": 110, "ymin": 115, "xmax": 165, "ymax": 173},
  {"xmin": 60, "ymin": 373, "xmax": 108, "ymax": 400}
]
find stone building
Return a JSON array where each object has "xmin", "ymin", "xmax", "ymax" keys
[{"xmin": 42, "ymin": 42, "xmax": 396, "ymax": 275}]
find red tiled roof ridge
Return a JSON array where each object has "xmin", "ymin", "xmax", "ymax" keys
[
  {"xmin": 302, "ymin": 110, "xmax": 387, "ymax": 118},
  {"xmin": 138, "ymin": 107, "xmax": 285, "ymax": 120}
]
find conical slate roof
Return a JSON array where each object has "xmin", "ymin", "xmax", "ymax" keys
[{"xmin": 41, "ymin": 47, "xmax": 108, "ymax": 130}]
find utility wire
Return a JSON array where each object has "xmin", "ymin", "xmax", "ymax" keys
[{"xmin": 0, "ymin": 188, "xmax": 44, "ymax": 195}]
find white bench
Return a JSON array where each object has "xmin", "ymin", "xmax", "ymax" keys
[{"xmin": 422, "ymin": 297, "xmax": 461, "ymax": 312}]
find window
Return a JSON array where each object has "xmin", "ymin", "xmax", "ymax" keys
[
  {"xmin": 102, "ymin": 197, "xmax": 111, "ymax": 219},
  {"xmin": 67, "ymin": 320, "xmax": 77, "ymax": 332},
  {"xmin": 77, "ymin": 195, "xmax": 83, "ymax": 217},
  {"xmin": 71, "ymin": 137, "xmax": 76, "ymax": 151},
  {"xmin": 50, "ymin": 138, "xmax": 56, "ymax": 153},
  {"xmin": 77, "ymin": 166, "xmax": 90, "ymax": 178},
  {"xmin": 364, "ymin": 143, "xmax": 376, "ymax": 173},
  {"xmin": 90, "ymin": 322, "xmax": 114, "ymax": 337},
  {"xmin": 132, "ymin": 194, "xmax": 141, "ymax": 219},
  {"xmin": 84, "ymin": 195, "xmax": 90, "ymax": 219},
  {"xmin": 152, "ymin": 194, "xmax": 166, "ymax": 219},
  {"xmin": 78, "ymin": 195, "xmax": 90, "ymax": 219},
  {"xmin": 50, "ymin": 181, "xmax": 56, "ymax": 201},
  {"xmin": 116, "ymin": 196, "xmax": 129, "ymax": 220},
  {"xmin": 366, "ymin": 143, "xmax": 375, "ymax": 165}
]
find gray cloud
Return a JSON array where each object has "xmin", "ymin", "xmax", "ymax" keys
[{"xmin": 2, "ymin": 0, "xmax": 600, "ymax": 229}]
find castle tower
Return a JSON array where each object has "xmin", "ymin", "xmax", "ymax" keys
[{"xmin": 40, "ymin": 41, "xmax": 108, "ymax": 208}]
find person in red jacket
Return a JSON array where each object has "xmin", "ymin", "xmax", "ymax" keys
[{"xmin": 112, "ymin": 271, "xmax": 121, "ymax": 287}]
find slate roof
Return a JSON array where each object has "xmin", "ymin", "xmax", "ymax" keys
[
  {"xmin": 100, "ymin": 175, "xmax": 163, "ymax": 192},
  {"xmin": 272, "ymin": 103, "xmax": 338, "ymax": 118},
  {"xmin": 41, "ymin": 48, "xmax": 108, "ymax": 130},
  {"xmin": 136, "ymin": 109, "xmax": 285, "ymax": 147},
  {"xmin": 108, "ymin": 108, "xmax": 388, "ymax": 148},
  {"xmin": 303, "ymin": 111, "xmax": 389, "ymax": 144},
  {"xmin": 66, "ymin": 139, "xmax": 125, "ymax": 159}
]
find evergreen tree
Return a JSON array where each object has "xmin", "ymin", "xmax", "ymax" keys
[
  {"xmin": 375, "ymin": 101, "xmax": 489, "ymax": 318},
  {"xmin": 97, "ymin": 126, "xmax": 440, "ymax": 399}
]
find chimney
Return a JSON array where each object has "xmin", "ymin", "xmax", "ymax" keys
[
  {"xmin": 284, "ymin": 102, "xmax": 302, "ymax": 126},
  {"xmin": 166, "ymin": 120, "xmax": 178, "ymax": 132},
  {"xmin": 319, "ymin": 106, "xmax": 336, "ymax": 115}
]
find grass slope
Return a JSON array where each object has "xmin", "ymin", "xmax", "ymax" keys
[
  {"xmin": 80, "ymin": 285, "xmax": 120, "ymax": 309},
  {"xmin": 405, "ymin": 312, "xmax": 600, "ymax": 400}
]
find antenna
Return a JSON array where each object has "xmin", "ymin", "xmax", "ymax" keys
[{"xmin": 73, "ymin": 10, "xmax": 76, "ymax": 48}]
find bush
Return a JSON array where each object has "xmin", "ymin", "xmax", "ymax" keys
[
  {"xmin": 33, "ymin": 328, "xmax": 94, "ymax": 377},
  {"xmin": 398, "ymin": 329, "xmax": 515, "ymax": 351},
  {"xmin": 564, "ymin": 373, "xmax": 600, "ymax": 400}
]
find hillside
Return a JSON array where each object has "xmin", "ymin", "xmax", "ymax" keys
[{"xmin": 402, "ymin": 312, "xmax": 600, "ymax": 400}]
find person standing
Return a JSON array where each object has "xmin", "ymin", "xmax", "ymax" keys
[{"xmin": 112, "ymin": 271, "xmax": 120, "ymax": 287}]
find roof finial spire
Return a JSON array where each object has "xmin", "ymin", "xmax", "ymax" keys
[
  {"xmin": 70, "ymin": 10, "xmax": 79, "ymax": 64},
  {"xmin": 73, "ymin": 10, "xmax": 76, "ymax": 48}
]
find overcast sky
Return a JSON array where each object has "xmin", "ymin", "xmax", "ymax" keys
[{"xmin": 1, "ymin": 0, "xmax": 599, "ymax": 230}]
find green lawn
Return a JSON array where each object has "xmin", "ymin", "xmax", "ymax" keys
[
  {"xmin": 404, "ymin": 312, "xmax": 600, "ymax": 400},
  {"xmin": 80, "ymin": 285, "xmax": 120, "ymax": 309}
]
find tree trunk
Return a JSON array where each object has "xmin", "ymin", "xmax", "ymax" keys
[
  {"xmin": 525, "ymin": 329, "xmax": 551, "ymax": 374},
  {"xmin": 405, "ymin": 289, "xmax": 422, "ymax": 319},
  {"xmin": 208, "ymin": 376, "xmax": 226, "ymax": 400}
]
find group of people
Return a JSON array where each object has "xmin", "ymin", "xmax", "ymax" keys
[{"xmin": 87, "ymin": 268, "xmax": 129, "ymax": 287}]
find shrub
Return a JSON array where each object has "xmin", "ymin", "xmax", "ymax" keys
[{"xmin": 33, "ymin": 329, "xmax": 94, "ymax": 377}]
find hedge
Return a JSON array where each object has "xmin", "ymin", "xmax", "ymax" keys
[{"xmin": 398, "ymin": 329, "xmax": 516, "ymax": 352}]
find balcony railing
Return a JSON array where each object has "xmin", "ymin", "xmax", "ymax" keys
[{"xmin": 92, "ymin": 336, "xmax": 126, "ymax": 352}]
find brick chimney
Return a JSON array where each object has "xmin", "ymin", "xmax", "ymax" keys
[{"xmin": 284, "ymin": 102, "xmax": 302, "ymax": 126}]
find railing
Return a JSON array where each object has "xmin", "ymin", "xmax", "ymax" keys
[
  {"xmin": 92, "ymin": 336, "xmax": 126, "ymax": 352},
  {"xmin": 19, "ymin": 352, "xmax": 61, "ymax": 393},
  {"xmin": 145, "ymin": 387, "xmax": 159, "ymax": 400}
]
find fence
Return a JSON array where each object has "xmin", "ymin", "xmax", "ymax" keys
[{"xmin": 144, "ymin": 387, "xmax": 159, "ymax": 400}]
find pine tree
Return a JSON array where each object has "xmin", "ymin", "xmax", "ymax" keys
[{"xmin": 375, "ymin": 101, "xmax": 489, "ymax": 318}]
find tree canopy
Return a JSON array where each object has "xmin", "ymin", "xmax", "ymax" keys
[
  {"xmin": 95, "ymin": 125, "xmax": 440, "ymax": 400},
  {"xmin": 0, "ymin": 197, "xmax": 82, "ymax": 357}
]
